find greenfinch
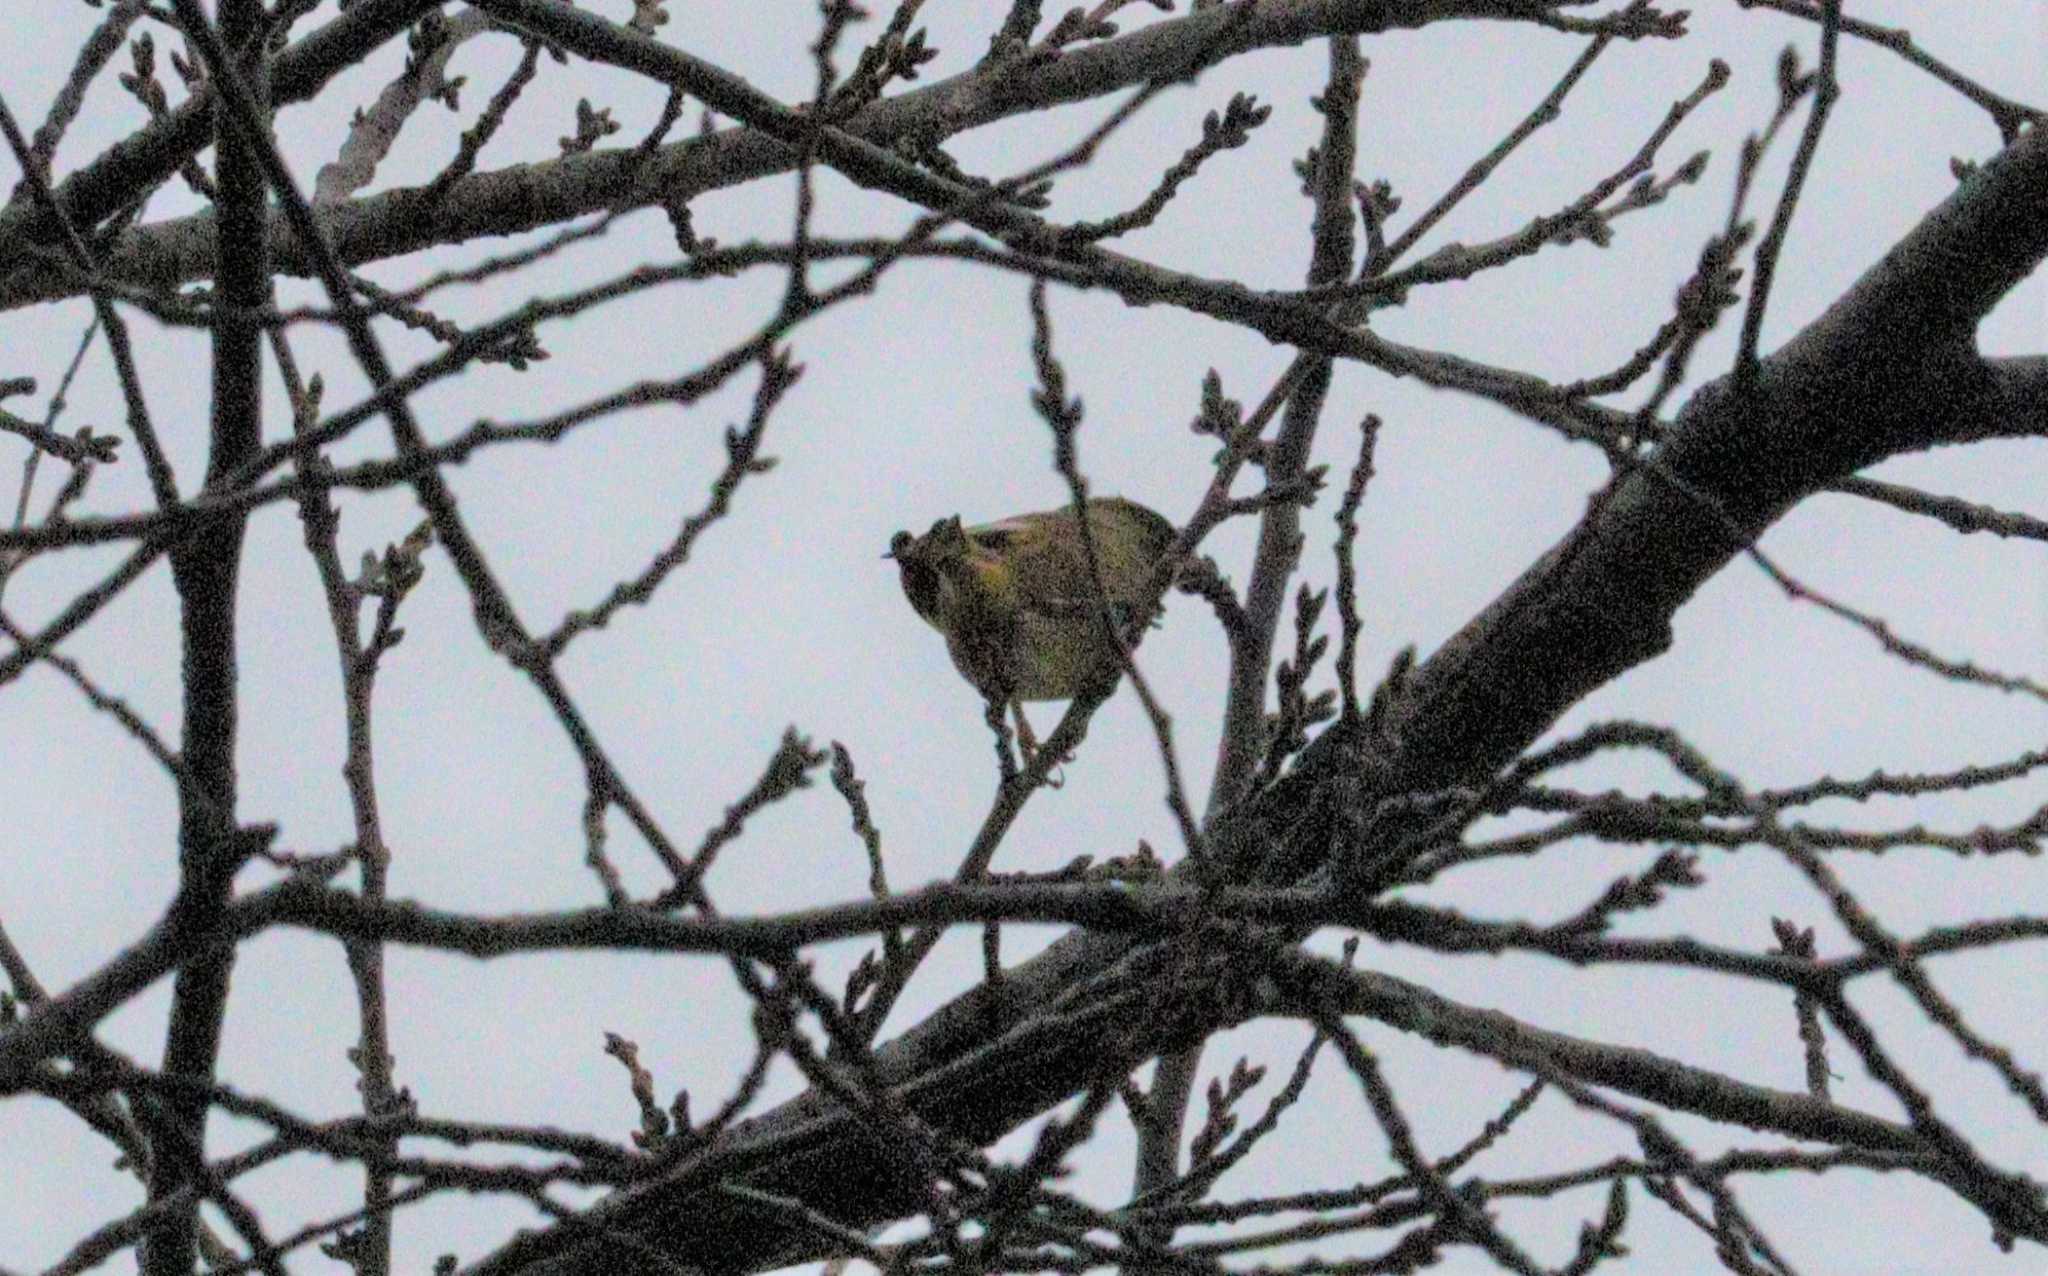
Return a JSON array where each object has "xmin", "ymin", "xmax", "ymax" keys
[{"xmin": 886, "ymin": 497, "xmax": 1178, "ymax": 717}]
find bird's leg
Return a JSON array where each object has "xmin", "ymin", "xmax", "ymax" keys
[
  {"xmin": 1012, "ymin": 700, "xmax": 1041, "ymax": 769},
  {"xmin": 1012, "ymin": 702, "xmax": 1070, "ymax": 788},
  {"xmin": 982, "ymin": 692, "xmax": 1021, "ymax": 783}
]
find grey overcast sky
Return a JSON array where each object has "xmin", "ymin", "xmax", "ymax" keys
[{"xmin": 0, "ymin": 2, "xmax": 2043, "ymax": 1273}]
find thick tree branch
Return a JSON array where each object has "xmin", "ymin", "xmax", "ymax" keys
[
  {"xmin": 1379, "ymin": 123, "xmax": 2047, "ymax": 791},
  {"xmin": 1979, "ymin": 355, "xmax": 2048, "ymax": 439},
  {"xmin": 146, "ymin": 2, "xmax": 271, "ymax": 1272}
]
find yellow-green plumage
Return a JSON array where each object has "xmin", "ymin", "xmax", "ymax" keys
[{"xmin": 887, "ymin": 496, "xmax": 1176, "ymax": 702}]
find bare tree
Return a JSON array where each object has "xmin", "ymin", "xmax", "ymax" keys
[{"xmin": 0, "ymin": 2, "xmax": 2043, "ymax": 1274}]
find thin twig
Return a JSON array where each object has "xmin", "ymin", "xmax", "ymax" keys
[{"xmin": 1736, "ymin": 0, "xmax": 1842, "ymax": 381}]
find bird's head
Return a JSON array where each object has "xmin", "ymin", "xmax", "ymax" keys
[{"xmin": 885, "ymin": 515, "xmax": 972, "ymax": 624}]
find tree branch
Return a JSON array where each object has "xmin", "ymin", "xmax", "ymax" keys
[
  {"xmin": 146, "ymin": 1, "xmax": 270, "ymax": 1270},
  {"xmin": 0, "ymin": 0, "xmax": 439, "ymax": 269},
  {"xmin": 0, "ymin": 0, "xmax": 1665, "ymax": 309}
]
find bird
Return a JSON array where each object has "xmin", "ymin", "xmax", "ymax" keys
[{"xmin": 886, "ymin": 496, "xmax": 1178, "ymax": 757}]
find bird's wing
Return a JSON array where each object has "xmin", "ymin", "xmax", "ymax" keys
[
  {"xmin": 1084, "ymin": 499, "xmax": 1176, "ymax": 592},
  {"xmin": 999, "ymin": 516, "xmax": 1100, "ymax": 620},
  {"xmin": 1091, "ymin": 498, "xmax": 1175, "ymax": 565},
  {"xmin": 965, "ymin": 514, "xmax": 1035, "ymax": 549},
  {"xmin": 968, "ymin": 500, "xmax": 1176, "ymax": 620}
]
